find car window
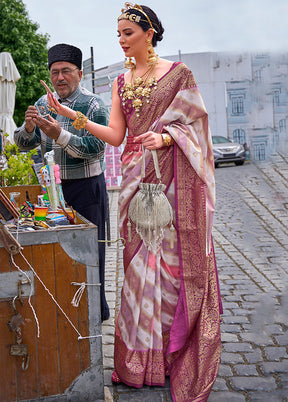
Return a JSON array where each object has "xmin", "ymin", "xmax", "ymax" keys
[{"xmin": 212, "ymin": 136, "xmax": 232, "ymax": 144}]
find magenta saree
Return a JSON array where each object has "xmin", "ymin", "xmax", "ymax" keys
[{"xmin": 114, "ymin": 62, "xmax": 222, "ymax": 401}]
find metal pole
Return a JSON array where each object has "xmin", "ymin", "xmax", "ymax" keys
[{"xmin": 91, "ymin": 46, "xmax": 95, "ymax": 94}]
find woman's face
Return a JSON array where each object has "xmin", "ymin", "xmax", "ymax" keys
[{"xmin": 118, "ymin": 19, "xmax": 150, "ymax": 59}]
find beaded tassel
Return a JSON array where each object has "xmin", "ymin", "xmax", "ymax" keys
[
  {"xmin": 170, "ymin": 224, "xmax": 175, "ymax": 249},
  {"xmin": 127, "ymin": 220, "xmax": 132, "ymax": 242}
]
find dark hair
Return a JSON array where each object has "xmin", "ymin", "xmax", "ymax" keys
[
  {"xmin": 138, "ymin": 5, "xmax": 164, "ymax": 47},
  {"xmin": 119, "ymin": 5, "xmax": 164, "ymax": 47}
]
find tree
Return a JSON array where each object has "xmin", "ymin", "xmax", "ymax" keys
[{"xmin": 0, "ymin": 0, "xmax": 51, "ymax": 126}]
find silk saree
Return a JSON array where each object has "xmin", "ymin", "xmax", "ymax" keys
[{"xmin": 114, "ymin": 62, "xmax": 222, "ymax": 402}]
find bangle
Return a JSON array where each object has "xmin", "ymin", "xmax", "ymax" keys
[
  {"xmin": 47, "ymin": 105, "xmax": 57, "ymax": 114},
  {"xmin": 72, "ymin": 111, "xmax": 88, "ymax": 130},
  {"xmin": 161, "ymin": 133, "xmax": 174, "ymax": 147}
]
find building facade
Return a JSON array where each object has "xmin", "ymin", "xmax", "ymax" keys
[{"xmin": 82, "ymin": 51, "xmax": 288, "ymax": 171}]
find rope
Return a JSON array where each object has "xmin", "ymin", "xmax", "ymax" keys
[
  {"xmin": 98, "ymin": 237, "xmax": 126, "ymax": 246},
  {"xmin": 11, "ymin": 250, "xmax": 101, "ymax": 340},
  {"xmin": 11, "ymin": 254, "xmax": 40, "ymax": 338},
  {"xmin": 15, "ymin": 219, "xmax": 19, "ymax": 242},
  {"xmin": 71, "ymin": 282, "xmax": 100, "ymax": 307}
]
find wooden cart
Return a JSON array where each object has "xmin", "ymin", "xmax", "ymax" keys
[{"xmin": 0, "ymin": 186, "xmax": 104, "ymax": 402}]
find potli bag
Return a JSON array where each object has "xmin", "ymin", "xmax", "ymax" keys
[{"xmin": 127, "ymin": 148, "xmax": 175, "ymax": 252}]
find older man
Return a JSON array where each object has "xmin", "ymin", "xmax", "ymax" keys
[{"xmin": 14, "ymin": 43, "xmax": 110, "ymax": 321}]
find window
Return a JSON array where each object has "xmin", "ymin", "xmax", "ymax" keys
[
  {"xmin": 279, "ymin": 119, "xmax": 286, "ymax": 132},
  {"xmin": 254, "ymin": 70, "xmax": 262, "ymax": 81},
  {"xmin": 253, "ymin": 144, "xmax": 265, "ymax": 161},
  {"xmin": 273, "ymin": 89, "xmax": 280, "ymax": 106},
  {"xmin": 231, "ymin": 96, "xmax": 244, "ymax": 115},
  {"xmin": 233, "ymin": 129, "xmax": 246, "ymax": 144},
  {"xmin": 274, "ymin": 132, "xmax": 279, "ymax": 145}
]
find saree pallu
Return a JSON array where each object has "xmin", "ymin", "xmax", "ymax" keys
[{"xmin": 114, "ymin": 62, "xmax": 222, "ymax": 401}]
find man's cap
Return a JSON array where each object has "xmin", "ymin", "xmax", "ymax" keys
[{"xmin": 48, "ymin": 43, "xmax": 82, "ymax": 70}]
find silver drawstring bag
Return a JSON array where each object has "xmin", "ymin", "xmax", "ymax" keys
[{"xmin": 128, "ymin": 148, "xmax": 175, "ymax": 252}]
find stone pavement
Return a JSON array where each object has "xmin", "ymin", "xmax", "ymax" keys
[{"xmin": 102, "ymin": 151, "xmax": 288, "ymax": 402}]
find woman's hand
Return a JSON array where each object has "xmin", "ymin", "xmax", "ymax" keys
[
  {"xmin": 40, "ymin": 80, "xmax": 76, "ymax": 120},
  {"xmin": 135, "ymin": 131, "xmax": 163, "ymax": 150}
]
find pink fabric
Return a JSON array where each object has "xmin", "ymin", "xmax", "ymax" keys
[{"xmin": 114, "ymin": 62, "xmax": 222, "ymax": 401}]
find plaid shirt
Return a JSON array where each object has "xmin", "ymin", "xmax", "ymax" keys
[{"xmin": 14, "ymin": 86, "xmax": 108, "ymax": 180}]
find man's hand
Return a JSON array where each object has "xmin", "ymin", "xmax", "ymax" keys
[
  {"xmin": 25, "ymin": 106, "xmax": 38, "ymax": 133},
  {"xmin": 33, "ymin": 115, "xmax": 61, "ymax": 141}
]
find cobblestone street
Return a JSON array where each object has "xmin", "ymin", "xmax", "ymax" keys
[{"xmin": 102, "ymin": 151, "xmax": 288, "ymax": 402}]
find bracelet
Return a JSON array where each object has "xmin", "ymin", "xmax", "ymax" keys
[
  {"xmin": 161, "ymin": 133, "xmax": 174, "ymax": 147},
  {"xmin": 47, "ymin": 105, "xmax": 57, "ymax": 114},
  {"xmin": 72, "ymin": 111, "xmax": 88, "ymax": 130}
]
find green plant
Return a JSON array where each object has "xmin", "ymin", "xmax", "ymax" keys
[
  {"xmin": 1, "ymin": 142, "xmax": 38, "ymax": 186},
  {"xmin": 0, "ymin": 0, "xmax": 51, "ymax": 126}
]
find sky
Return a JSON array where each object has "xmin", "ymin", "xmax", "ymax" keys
[{"xmin": 22, "ymin": 0, "xmax": 288, "ymax": 69}]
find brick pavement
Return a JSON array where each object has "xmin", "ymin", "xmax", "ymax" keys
[{"xmin": 102, "ymin": 151, "xmax": 288, "ymax": 402}]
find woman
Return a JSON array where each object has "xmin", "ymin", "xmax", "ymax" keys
[{"xmin": 39, "ymin": 4, "xmax": 222, "ymax": 401}]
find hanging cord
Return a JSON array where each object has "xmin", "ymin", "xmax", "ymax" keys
[
  {"xmin": 11, "ymin": 250, "xmax": 101, "ymax": 341},
  {"xmin": 11, "ymin": 254, "xmax": 40, "ymax": 338},
  {"xmin": 15, "ymin": 218, "xmax": 20, "ymax": 242},
  {"xmin": 71, "ymin": 282, "xmax": 100, "ymax": 307},
  {"xmin": 69, "ymin": 238, "xmax": 126, "ymax": 308}
]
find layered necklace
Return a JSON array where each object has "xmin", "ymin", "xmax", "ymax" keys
[{"xmin": 120, "ymin": 63, "xmax": 158, "ymax": 117}]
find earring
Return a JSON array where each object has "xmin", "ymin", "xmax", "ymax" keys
[
  {"xmin": 124, "ymin": 57, "xmax": 135, "ymax": 69},
  {"xmin": 147, "ymin": 39, "xmax": 158, "ymax": 66}
]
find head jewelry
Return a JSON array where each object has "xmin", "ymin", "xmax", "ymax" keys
[{"xmin": 118, "ymin": 2, "xmax": 158, "ymax": 33}]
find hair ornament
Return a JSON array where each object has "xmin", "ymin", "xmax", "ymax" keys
[{"xmin": 118, "ymin": 2, "xmax": 157, "ymax": 33}]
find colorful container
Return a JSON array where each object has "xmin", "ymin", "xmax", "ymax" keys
[{"xmin": 33, "ymin": 206, "xmax": 48, "ymax": 221}]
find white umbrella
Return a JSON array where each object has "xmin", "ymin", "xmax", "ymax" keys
[{"xmin": 0, "ymin": 52, "xmax": 21, "ymax": 146}]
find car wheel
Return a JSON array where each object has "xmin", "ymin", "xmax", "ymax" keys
[
  {"xmin": 215, "ymin": 163, "xmax": 219, "ymax": 168},
  {"xmin": 235, "ymin": 161, "xmax": 244, "ymax": 166}
]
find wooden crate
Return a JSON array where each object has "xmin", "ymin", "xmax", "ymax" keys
[
  {"xmin": 1, "ymin": 184, "xmax": 42, "ymax": 205},
  {"xmin": 0, "ymin": 187, "xmax": 103, "ymax": 402}
]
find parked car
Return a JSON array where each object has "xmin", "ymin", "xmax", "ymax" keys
[{"xmin": 212, "ymin": 136, "xmax": 245, "ymax": 167}]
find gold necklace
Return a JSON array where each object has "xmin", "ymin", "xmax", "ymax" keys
[{"xmin": 120, "ymin": 64, "xmax": 158, "ymax": 117}]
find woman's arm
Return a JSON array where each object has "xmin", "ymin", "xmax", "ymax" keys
[{"xmin": 41, "ymin": 79, "xmax": 127, "ymax": 147}]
